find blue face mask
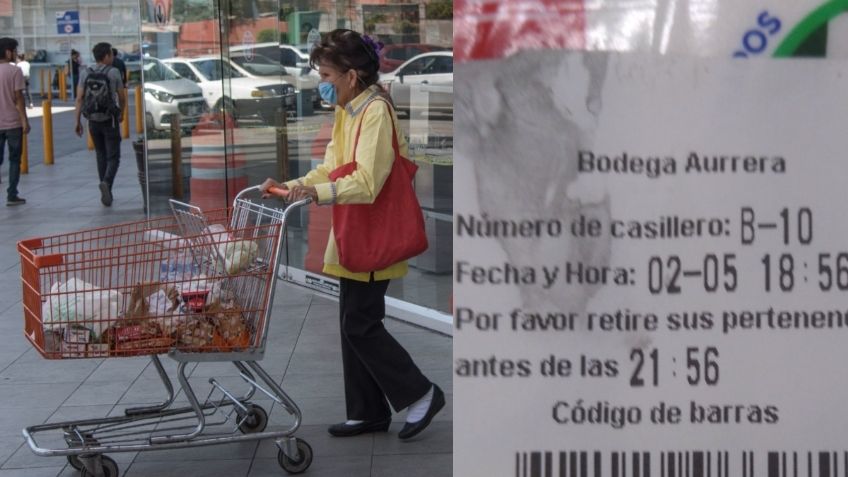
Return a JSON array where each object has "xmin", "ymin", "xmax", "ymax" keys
[{"xmin": 318, "ymin": 81, "xmax": 337, "ymax": 105}]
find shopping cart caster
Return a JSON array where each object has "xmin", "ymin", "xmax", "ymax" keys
[
  {"xmin": 79, "ymin": 454, "xmax": 119, "ymax": 477},
  {"xmin": 237, "ymin": 403, "xmax": 268, "ymax": 434},
  {"xmin": 64, "ymin": 432, "xmax": 98, "ymax": 471},
  {"xmin": 277, "ymin": 438, "xmax": 313, "ymax": 474}
]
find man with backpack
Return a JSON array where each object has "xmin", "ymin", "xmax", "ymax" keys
[{"xmin": 74, "ymin": 43, "xmax": 126, "ymax": 206}]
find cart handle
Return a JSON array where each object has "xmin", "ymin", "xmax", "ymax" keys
[
  {"xmin": 234, "ymin": 185, "xmax": 312, "ymax": 206},
  {"xmin": 266, "ymin": 186, "xmax": 289, "ymax": 198}
]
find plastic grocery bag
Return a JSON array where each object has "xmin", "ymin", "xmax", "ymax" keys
[
  {"xmin": 202, "ymin": 224, "xmax": 258, "ymax": 274},
  {"xmin": 217, "ymin": 240, "xmax": 259, "ymax": 274},
  {"xmin": 42, "ymin": 278, "xmax": 120, "ymax": 339}
]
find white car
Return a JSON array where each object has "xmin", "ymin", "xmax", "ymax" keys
[
  {"xmin": 142, "ymin": 57, "xmax": 207, "ymax": 131},
  {"xmin": 380, "ymin": 51, "xmax": 453, "ymax": 117},
  {"xmin": 163, "ymin": 56, "xmax": 295, "ymax": 124},
  {"xmin": 225, "ymin": 50, "xmax": 319, "ymax": 108}
]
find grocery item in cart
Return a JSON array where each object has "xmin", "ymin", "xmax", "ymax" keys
[
  {"xmin": 217, "ymin": 239, "xmax": 259, "ymax": 274},
  {"xmin": 159, "ymin": 252, "xmax": 199, "ymax": 283},
  {"xmin": 41, "ymin": 278, "xmax": 120, "ymax": 339},
  {"xmin": 176, "ymin": 316, "xmax": 216, "ymax": 349},
  {"xmin": 204, "ymin": 223, "xmax": 260, "ymax": 275},
  {"xmin": 207, "ymin": 299, "xmax": 250, "ymax": 349}
]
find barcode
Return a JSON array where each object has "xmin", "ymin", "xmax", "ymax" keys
[{"xmin": 514, "ymin": 451, "xmax": 848, "ymax": 477}]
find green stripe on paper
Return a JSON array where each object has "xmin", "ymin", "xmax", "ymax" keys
[{"xmin": 773, "ymin": 0, "xmax": 848, "ymax": 57}]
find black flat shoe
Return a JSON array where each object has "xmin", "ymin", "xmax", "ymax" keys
[
  {"xmin": 398, "ymin": 384, "xmax": 445, "ymax": 440},
  {"xmin": 327, "ymin": 417, "xmax": 391, "ymax": 437}
]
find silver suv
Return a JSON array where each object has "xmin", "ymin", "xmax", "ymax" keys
[{"xmin": 142, "ymin": 57, "xmax": 207, "ymax": 131}]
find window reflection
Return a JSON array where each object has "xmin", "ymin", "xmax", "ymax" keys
[{"xmin": 139, "ymin": 0, "xmax": 453, "ymax": 315}]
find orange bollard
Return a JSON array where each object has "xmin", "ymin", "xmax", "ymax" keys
[
  {"xmin": 58, "ymin": 68, "xmax": 67, "ymax": 102},
  {"xmin": 135, "ymin": 85, "xmax": 143, "ymax": 134},
  {"xmin": 21, "ymin": 130, "xmax": 28, "ymax": 174},
  {"xmin": 87, "ymin": 128, "xmax": 95, "ymax": 150},
  {"xmin": 39, "ymin": 69, "xmax": 45, "ymax": 98},
  {"xmin": 42, "ymin": 101, "xmax": 54, "ymax": 165},
  {"xmin": 47, "ymin": 69, "xmax": 53, "ymax": 101},
  {"xmin": 122, "ymin": 103, "xmax": 130, "ymax": 139}
]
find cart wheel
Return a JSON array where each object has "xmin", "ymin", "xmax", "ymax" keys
[
  {"xmin": 80, "ymin": 455, "xmax": 119, "ymax": 477},
  {"xmin": 277, "ymin": 438, "xmax": 313, "ymax": 474},
  {"xmin": 67, "ymin": 454, "xmax": 83, "ymax": 471},
  {"xmin": 67, "ymin": 433, "xmax": 98, "ymax": 471},
  {"xmin": 237, "ymin": 403, "xmax": 268, "ymax": 434}
]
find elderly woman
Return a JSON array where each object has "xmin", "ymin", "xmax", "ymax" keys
[{"xmin": 260, "ymin": 29, "xmax": 444, "ymax": 440}]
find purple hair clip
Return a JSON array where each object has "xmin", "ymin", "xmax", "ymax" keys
[{"xmin": 362, "ymin": 34, "xmax": 384, "ymax": 59}]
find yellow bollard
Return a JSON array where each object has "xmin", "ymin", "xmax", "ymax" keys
[
  {"xmin": 58, "ymin": 68, "xmax": 67, "ymax": 102},
  {"xmin": 121, "ymin": 102, "xmax": 130, "ymax": 139},
  {"xmin": 87, "ymin": 128, "xmax": 95, "ymax": 150},
  {"xmin": 135, "ymin": 85, "xmax": 144, "ymax": 134},
  {"xmin": 47, "ymin": 69, "xmax": 53, "ymax": 101},
  {"xmin": 21, "ymin": 130, "xmax": 28, "ymax": 174},
  {"xmin": 39, "ymin": 69, "xmax": 45, "ymax": 98},
  {"xmin": 42, "ymin": 101, "xmax": 53, "ymax": 165}
]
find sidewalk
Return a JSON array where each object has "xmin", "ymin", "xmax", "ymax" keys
[{"xmin": 0, "ymin": 138, "xmax": 452, "ymax": 476}]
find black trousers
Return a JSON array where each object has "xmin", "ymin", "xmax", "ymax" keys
[
  {"xmin": 89, "ymin": 119, "xmax": 121, "ymax": 189},
  {"xmin": 339, "ymin": 277, "xmax": 431, "ymax": 421}
]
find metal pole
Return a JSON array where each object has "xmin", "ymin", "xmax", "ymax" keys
[
  {"xmin": 42, "ymin": 101, "xmax": 53, "ymax": 165},
  {"xmin": 276, "ymin": 108, "xmax": 288, "ymax": 182},
  {"xmin": 87, "ymin": 128, "xmax": 95, "ymax": 150},
  {"xmin": 170, "ymin": 114, "xmax": 183, "ymax": 199},
  {"xmin": 47, "ymin": 69, "xmax": 53, "ymax": 101}
]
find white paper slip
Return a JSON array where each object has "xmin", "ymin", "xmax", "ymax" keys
[{"xmin": 454, "ymin": 51, "xmax": 848, "ymax": 476}]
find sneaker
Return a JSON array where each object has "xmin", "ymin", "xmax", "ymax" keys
[
  {"xmin": 99, "ymin": 182, "xmax": 113, "ymax": 206},
  {"xmin": 6, "ymin": 197, "xmax": 26, "ymax": 206}
]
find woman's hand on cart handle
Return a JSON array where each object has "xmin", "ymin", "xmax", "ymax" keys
[{"xmin": 260, "ymin": 178, "xmax": 287, "ymax": 199}]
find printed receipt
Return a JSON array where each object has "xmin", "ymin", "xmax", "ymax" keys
[{"xmin": 454, "ymin": 52, "xmax": 848, "ymax": 476}]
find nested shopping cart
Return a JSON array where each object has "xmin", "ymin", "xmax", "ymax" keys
[{"xmin": 17, "ymin": 186, "xmax": 311, "ymax": 476}]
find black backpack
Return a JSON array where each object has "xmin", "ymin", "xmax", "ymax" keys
[{"xmin": 81, "ymin": 67, "xmax": 120, "ymax": 122}]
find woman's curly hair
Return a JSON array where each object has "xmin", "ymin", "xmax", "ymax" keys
[{"xmin": 309, "ymin": 29, "xmax": 382, "ymax": 88}]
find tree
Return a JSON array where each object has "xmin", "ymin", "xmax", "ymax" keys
[
  {"xmin": 172, "ymin": 0, "xmax": 218, "ymax": 23},
  {"xmin": 425, "ymin": 0, "xmax": 452, "ymax": 20},
  {"xmin": 257, "ymin": 29, "xmax": 277, "ymax": 43}
]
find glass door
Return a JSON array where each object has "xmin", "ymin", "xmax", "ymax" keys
[{"xmin": 141, "ymin": 0, "xmax": 453, "ymax": 321}]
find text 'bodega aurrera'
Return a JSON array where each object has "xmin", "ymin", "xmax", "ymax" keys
[{"xmin": 577, "ymin": 150, "xmax": 786, "ymax": 178}]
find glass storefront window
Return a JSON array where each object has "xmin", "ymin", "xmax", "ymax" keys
[{"xmin": 140, "ymin": 0, "xmax": 452, "ymax": 317}]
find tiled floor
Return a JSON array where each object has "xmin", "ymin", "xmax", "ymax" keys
[{"xmin": 0, "ymin": 136, "xmax": 452, "ymax": 476}]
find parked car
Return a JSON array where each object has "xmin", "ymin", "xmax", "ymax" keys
[
  {"xmin": 226, "ymin": 48, "xmax": 320, "ymax": 108},
  {"xmin": 378, "ymin": 43, "xmax": 450, "ymax": 73},
  {"xmin": 379, "ymin": 51, "xmax": 453, "ymax": 117},
  {"xmin": 141, "ymin": 57, "xmax": 207, "ymax": 131},
  {"xmin": 162, "ymin": 56, "xmax": 295, "ymax": 124}
]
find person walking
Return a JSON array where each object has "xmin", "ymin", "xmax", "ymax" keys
[
  {"xmin": 15, "ymin": 54, "xmax": 32, "ymax": 108},
  {"xmin": 111, "ymin": 48, "xmax": 127, "ymax": 85},
  {"xmin": 0, "ymin": 37, "xmax": 30, "ymax": 205},
  {"xmin": 66, "ymin": 49, "xmax": 81, "ymax": 99},
  {"xmin": 73, "ymin": 42, "xmax": 126, "ymax": 206},
  {"xmin": 259, "ymin": 29, "xmax": 443, "ymax": 441}
]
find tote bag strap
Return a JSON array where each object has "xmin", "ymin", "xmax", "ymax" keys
[{"xmin": 351, "ymin": 98, "xmax": 402, "ymax": 165}]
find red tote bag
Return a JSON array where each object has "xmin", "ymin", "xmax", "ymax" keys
[{"xmin": 327, "ymin": 99, "xmax": 428, "ymax": 273}]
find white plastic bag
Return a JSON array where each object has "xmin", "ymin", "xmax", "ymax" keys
[
  {"xmin": 217, "ymin": 240, "xmax": 259, "ymax": 274},
  {"xmin": 203, "ymin": 224, "xmax": 258, "ymax": 274},
  {"xmin": 42, "ymin": 278, "xmax": 120, "ymax": 339}
]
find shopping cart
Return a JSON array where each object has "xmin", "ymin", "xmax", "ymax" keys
[{"xmin": 17, "ymin": 186, "xmax": 312, "ymax": 476}]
